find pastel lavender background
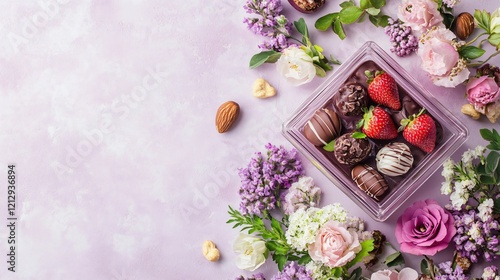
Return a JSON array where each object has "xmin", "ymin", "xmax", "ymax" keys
[{"xmin": 0, "ymin": 0, "xmax": 498, "ymax": 279}]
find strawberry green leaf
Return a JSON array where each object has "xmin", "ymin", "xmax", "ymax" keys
[
  {"xmin": 323, "ymin": 140, "xmax": 336, "ymax": 152},
  {"xmin": 352, "ymin": 132, "xmax": 367, "ymax": 139}
]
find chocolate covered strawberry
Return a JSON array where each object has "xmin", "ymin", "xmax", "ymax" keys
[
  {"xmin": 399, "ymin": 109, "xmax": 436, "ymax": 153},
  {"xmin": 357, "ymin": 106, "xmax": 398, "ymax": 140},
  {"xmin": 365, "ymin": 70, "xmax": 401, "ymax": 110}
]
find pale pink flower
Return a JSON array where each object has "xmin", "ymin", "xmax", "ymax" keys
[
  {"xmin": 371, "ymin": 268, "xmax": 419, "ymax": 280},
  {"xmin": 398, "ymin": 0, "xmax": 444, "ymax": 34}
]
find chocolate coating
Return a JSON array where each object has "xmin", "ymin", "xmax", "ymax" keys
[
  {"xmin": 392, "ymin": 95, "xmax": 422, "ymax": 126},
  {"xmin": 376, "ymin": 142, "xmax": 414, "ymax": 176},
  {"xmin": 333, "ymin": 133, "xmax": 371, "ymax": 165},
  {"xmin": 288, "ymin": 0, "xmax": 325, "ymax": 13},
  {"xmin": 304, "ymin": 108, "xmax": 342, "ymax": 146},
  {"xmin": 351, "ymin": 164, "xmax": 389, "ymax": 201},
  {"xmin": 336, "ymin": 82, "xmax": 369, "ymax": 116}
]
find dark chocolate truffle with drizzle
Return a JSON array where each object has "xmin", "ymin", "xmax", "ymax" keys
[
  {"xmin": 333, "ymin": 132, "xmax": 371, "ymax": 165},
  {"xmin": 335, "ymin": 82, "xmax": 369, "ymax": 116},
  {"xmin": 303, "ymin": 108, "xmax": 342, "ymax": 146},
  {"xmin": 351, "ymin": 164, "xmax": 389, "ymax": 201}
]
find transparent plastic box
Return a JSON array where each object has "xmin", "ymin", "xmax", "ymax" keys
[{"xmin": 282, "ymin": 41, "xmax": 468, "ymax": 221}]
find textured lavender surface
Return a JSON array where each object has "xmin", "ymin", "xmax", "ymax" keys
[{"xmin": 0, "ymin": 1, "xmax": 498, "ymax": 279}]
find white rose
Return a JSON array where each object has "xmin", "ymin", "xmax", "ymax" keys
[
  {"xmin": 491, "ymin": 8, "xmax": 500, "ymax": 34},
  {"xmin": 276, "ymin": 46, "xmax": 316, "ymax": 86},
  {"xmin": 233, "ymin": 233, "xmax": 267, "ymax": 271}
]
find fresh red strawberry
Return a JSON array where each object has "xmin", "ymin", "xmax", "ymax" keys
[
  {"xmin": 357, "ymin": 106, "xmax": 398, "ymax": 140},
  {"xmin": 365, "ymin": 71, "xmax": 401, "ymax": 110},
  {"xmin": 399, "ymin": 109, "xmax": 436, "ymax": 153}
]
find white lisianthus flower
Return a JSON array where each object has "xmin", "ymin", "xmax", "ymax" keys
[
  {"xmin": 491, "ymin": 8, "xmax": 500, "ymax": 34},
  {"xmin": 441, "ymin": 181, "xmax": 452, "ymax": 195},
  {"xmin": 478, "ymin": 198, "xmax": 494, "ymax": 222},
  {"xmin": 276, "ymin": 46, "xmax": 316, "ymax": 86},
  {"xmin": 233, "ymin": 233, "xmax": 267, "ymax": 271}
]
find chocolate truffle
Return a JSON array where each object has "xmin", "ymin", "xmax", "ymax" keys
[
  {"xmin": 392, "ymin": 95, "xmax": 423, "ymax": 125},
  {"xmin": 304, "ymin": 108, "xmax": 342, "ymax": 146},
  {"xmin": 333, "ymin": 133, "xmax": 371, "ymax": 165},
  {"xmin": 351, "ymin": 164, "xmax": 389, "ymax": 201},
  {"xmin": 288, "ymin": 0, "xmax": 325, "ymax": 13},
  {"xmin": 376, "ymin": 143, "xmax": 414, "ymax": 176},
  {"xmin": 335, "ymin": 82, "xmax": 369, "ymax": 116}
]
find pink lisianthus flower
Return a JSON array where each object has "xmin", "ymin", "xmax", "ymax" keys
[
  {"xmin": 418, "ymin": 27, "xmax": 470, "ymax": 87},
  {"xmin": 371, "ymin": 268, "xmax": 419, "ymax": 280},
  {"xmin": 466, "ymin": 76, "xmax": 500, "ymax": 108},
  {"xmin": 395, "ymin": 199, "xmax": 456, "ymax": 256},
  {"xmin": 308, "ymin": 221, "xmax": 361, "ymax": 268},
  {"xmin": 398, "ymin": 0, "xmax": 444, "ymax": 34}
]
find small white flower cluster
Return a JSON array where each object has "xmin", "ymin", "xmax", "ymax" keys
[
  {"xmin": 478, "ymin": 198, "xmax": 494, "ymax": 222},
  {"xmin": 441, "ymin": 146, "xmax": 486, "ymax": 210},
  {"xmin": 285, "ymin": 203, "xmax": 348, "ymax": 251},
  {"xmin": 305, "ymin": 261, "xmax": 342, "ymax": 280}
]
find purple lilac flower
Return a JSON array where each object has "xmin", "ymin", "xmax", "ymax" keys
[
  {"xmin": 270, "ymin": 262, "xmax": 313, "ymax": 280},
  {"xmin": 238, "ymin": 143, "xmax": 303, "ymax": 216},
  {"xmin": 243, "ymin": 0, "xmax": 294, "ymax": 51},
  {"xmin": 435, "ymin": 261, "xmax": 469, "ymax": 280},
  {"xmin": 449, "ymin": 207, "xmax": 500, "ymax": 263},
  {"xmin": 235, "ymin": 273, "xmax": 267, "ymax": 280},
  {"xmin": 384, "ymin": 18, "xmax": 419, "ymax": 57}
]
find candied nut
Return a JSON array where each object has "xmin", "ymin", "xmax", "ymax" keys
[
  {"xmin": 455, "ymin": 12, "xmax": 475, "ymax": 40},
  {"xmin": 252, "ymin": 78, "xmax": 276, "ymax": 99},
  {"xmin": 460, "ymin": 104, "xmax": 481, "ymax": 120},
  {"xmin": 202, "ymin": 240, "xmax": 220, "ymax": 262},
  {"xmin": 485, "ymin": 100, "xmax": 500, "ymax": 123},
  {"xmin": 215, "ymin": 101, "xmax": 240, "ymax": 133}
]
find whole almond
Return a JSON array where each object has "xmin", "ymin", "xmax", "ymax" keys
[
  {"xmin": 215, "ymin": 101, "xmax": 240, "ymax": 133},
  {"xmin": 455, "ymin": 12, "xmax": 475, "ymax": 40}
]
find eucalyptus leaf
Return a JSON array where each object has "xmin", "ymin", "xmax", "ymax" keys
[
  {"xmin": 333, "ymin": 19, "xmax": 347, "ymax": 40},
  {"xmin": 315, "ymin": 13, "xmax": 339, "ymax": 31},
  {"xmin": 384, "ymin": 251, "xmax": 405, "ymax": 267},
  {"xmin": 249, "ymin": 51, "xmax": 281, "ymax": 69},
  {"xmin": 459, "ymin": 46, "xmax": 486, "ymax": 60},
  {"xmin": 339, "ymin": 6, "xmax": 364, "ymax": 24}
]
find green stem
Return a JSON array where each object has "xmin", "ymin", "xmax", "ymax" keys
[
  {"xmin": 465, "ymin": 32, "xmax": 488, "ymax": 46},
  {"xmin": 467, "ymin": 50, "xmax": 500, "ymax": 67},
  {"xmin": 424, "ymin": 255, "xmax": 435, "ymax": 279}
]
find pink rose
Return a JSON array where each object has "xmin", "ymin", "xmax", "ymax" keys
[
  {"xmin": 396, "ymin": 199, "xmax": 456, "ymax": 256},
  {"xmin": 308, "ymin": 221, "xmax": 361, "ymax": 268},
  {"xmin": 418, "ymin": 27, "xmax": 470, "ymax": 87},
  {"xmin": 371, "ymin": 268, "xmax": 419, "ymax": 280},
  {"xmin": 466, "ymin": 76, "xmax": 500, "ymax": 107},
  {"xmin": 398, "ymin": 0, "xmax": 444, "ymax": 34}
]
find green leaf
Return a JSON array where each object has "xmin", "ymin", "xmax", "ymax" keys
[
  {"xmin": 333, "ymin": 19, "xmax": 347, "ymax": 40},
  {"xmin": 494, "ymin": 198, "xmax": 500, "ymax": 214},
  {"xmin": 323, "ymin": 140, "xmax": 335, "ymax": 152},
  {"xmin": 480, "ymin": 174, "xmax": 496, "ymax": 185},
  {"xmin": 488, "ymin": 33, "xmax": 500, "ymax": 49},
  {"xmin": 360, "ymin": 0, "xmax": 372, "ymax": 10},
  {"xmin": 249, "ymin": 51, "xmax": 281, "ymax": 69},
  {"xmin": 346, "ymin": 239, "xmax": 374, "ymax": 268},
  {"xmin": 378, "ymin": 15, "xmax": 390, "ymax": 27},
  {"xmin": 349, "ymin": 267, "xmax": 362, "ymax": 280},
  {"xmin": 339, "ymin": 0, "xmax": 355, "ymax": 8},
  {"xmin": 294, "ymin": 18, "xmax": 309, "ymax": 38},
  {"xmin": 352, "ymin": 132, "xmax": 367, "ymax": 139},
  {"xmin": 486, "ymin": 151, "xmax": 500, "ymax": 174},
  {"xmin": 314, "ymin": 64, "xmax": 327, "ymax": 77},
  {"xmin": 474, "ymin": 9, "xmax": 490, "ymax": 32},
  {"xmin": 370, "ymin": 0, "xmax": 386, "ymax": 9},
  {"xmin": 459, "ymin": 46, "xmax": 486, "ymax": 60},
  {"xmin": 273, "ymin": 254, "xmax": 288, "ymax": 271},
  {"xmin": 366, "ymin": 7, "xmax": 380, "ymax": 16},
  {"xmin": 441, "ymin": 12, "xmax": 455, "ymax": 29},
  {"xmin": 339, "ymin": 6, "xmax": 364, "ymax": 24},
  {"xmin": 384, "ymin": 251, "xmax": 405, "ymax": 267},
  {"xmin": 481, "ymin": 128, "xmax": 495, "ymax": 141},
  {"xmin": 315, "ymin": 13, "xmax": 339, "ymax": 31},
  {"xmin": 421, "ymin": 259, "xmax": 430, "ymax": 274},
  {"xmin": 368, "ymin": 14, "xmax": 380, "ymax": 27},
  {"xmin": 298, "ymin": 254, "xmax": 312, "ymax": 265}
]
